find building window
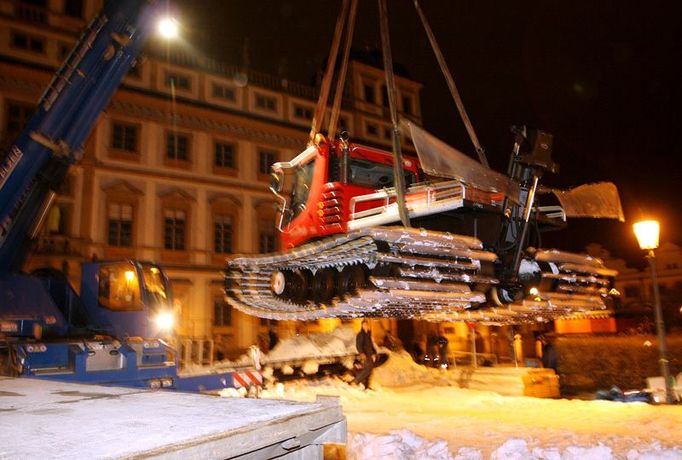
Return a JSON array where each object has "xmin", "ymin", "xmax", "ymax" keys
[
  {"xmin": 166, "ymin": 132, "xmax": 189, "ymax": 162},
  {"xmin": 63, "ymin": 0, "xmax": 83, "ymax": 18},
  {"xmin": 381, "ymin": 85, "xmax": 389, "ymax": 107},
  {"xmin": 214, "ymin": 215, "xmax": 233, "ymax": 254},
  {"xmin": 363, "ymin": 84, "xmax": 375, "ymax": 104},
  {"xmin": 384, "ymin": 127, "xmax": 393, "ymax": 140},
  {"xmin": 111, "ymin": 123, "xmax": 138, "ymax": 152},
  {"xmin": 366, "ymin": 123, "xmax": 378, "ymax": 136},
  {"xmin": 402, "ymin": 95, "xmax": 413, "ymax": 115},
  {"xmin": 10, "ymin": 32, "xmax": 45, "ymax": 53},
  {"xmin": 108, "ymin": 203, "xmax": 133, "ymax": 247},
  {"xmin": 212, "ymin": 84, "xmax": 236, "ymax": 101},
  {"xmin": 3, "ymin": 102, "xmax": 33, "ymax": 147},
  {"xmin": 165, "ymin": 73, "xmax": 191, "ymax": 91},
  {"xmin": 259, "ymin": 222, "xmax": 276, "ymax": 253},
  {"xmin": 164, "ymin": 209, "xmax": 186, "ymax": 250},
  {"xmin": 339, "ymin": 117, "xmax": 349, "ymax": 132},
  {"xmin": 14, "ymin": 1, "xmax": 47, "ymax": 23},
  {"xmin": 624, "ymin": 286, "xmax": 640, "ymax": 298},
  {"xmin": 255, "ymin": 94, "xmax": 277, "ymax": 112},
  {"xmin": 293, "ymin": 105, "xmax": 313, "ymax": 120},
  {"xmin": 46, "ymin": 204, "xmax": 69, "ymax": 235},
  {"xmin": 215, "ymin": 142, "xmax": 236, "ymax": 169},
  {"xmin": 258, "ymin": 150, "xmax": 276, "ymax": 175},
  {"xmin": 127, "ymin": 63, "xmax": 142, "ymax": 79},
  {"xmin": 213, "ymin": 297, "xmax": 232, "ymax": 327}
]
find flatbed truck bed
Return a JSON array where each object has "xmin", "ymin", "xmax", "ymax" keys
[{"xmin": 0, "ymin": 377, "xmax": 346, "ymax": 459}]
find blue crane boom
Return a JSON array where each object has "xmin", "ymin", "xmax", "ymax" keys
[
  {"xmin": 0, "ymin": 0, "xmax": 160, "ymax": 270},
  {"xmin": 0, "ymin": 1, "xmax": 260, "ymax": 393}
]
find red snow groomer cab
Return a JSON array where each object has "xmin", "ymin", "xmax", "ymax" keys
[
  {"xmin": 225, "ymin": 122, "xmax": 623, "ymax": 323},
  {"xmin": 271, "ymin": 135, "xmax": 494, "ymax": 250}
]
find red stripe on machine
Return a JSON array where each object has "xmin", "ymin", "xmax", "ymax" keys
[{"xmin": 233, "ymin": 371, "xmax": 263, "ymax": 388}]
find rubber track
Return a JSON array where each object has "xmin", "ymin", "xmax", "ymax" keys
[
  {"xmin": 225, "ymin": 226, "xmax": 493, "ymax": 321},
  {"xmin": 225, "ymin": 226, "xmax": 616, "ymax": 323}
]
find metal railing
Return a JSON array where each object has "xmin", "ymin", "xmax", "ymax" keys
[
  {"xmin": 349, "ymin": 180, "xmax": 465, "ymax": 223},
  {"xmin": 33, "ymin": 235, "xmax": 84, "ymax": 256},
  {"xmin": 449, "ymin": 350, "xmax": 499, "ymax": 367},
  {"xmin": 179, "ymin": 336, "xmax": 214, "ymax": 368}
]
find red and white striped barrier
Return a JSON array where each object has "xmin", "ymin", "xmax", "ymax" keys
[{"xmin": 232, "ymin": 370, "xmax": 263, "ymax": 389}]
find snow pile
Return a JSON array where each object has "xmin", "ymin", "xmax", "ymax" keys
[
  {"xmin": 349, "ymin": 430, "xmax": 455, "ymax": 460},
  {"xmin": 266, "ymin": 327, "xmax": 357, "ymax": 363},
  {"xmin": 261, "ymin": 375, "xmax": 373, "ymax": 403},
  {"xmin": 301, "ymin": 360, "xmax": 319, "ymax": 375},
  {"xmin": 627, "ymin": 443, "xmax": 682, "ymax": 460},
  {"xmin": 187, "ymin": 327, "xmax": 359, "ymax": 376},
  {"xmin": 349, "ymin": 434, "xmax": 682, "ymax": 460},
  {"xmin": 218, "ymin": 387, "xmax": 247, "ymax": 398},
  {"xmin": 489, "ymin": 439, "xmax": 614, "ymax": 460},
  {"xmin": 372, "ymin": 350, "xmax": 450, "ymax": 387}
]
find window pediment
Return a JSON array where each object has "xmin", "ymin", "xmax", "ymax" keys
[
  {"xmin": 209, "ymin": 194, "xmax": 241, "ymax": 208},
  {"xmin": 158, "ymin": 188, "xmax": 196, "ymax": 203},
  {"xmin": 101, "ymin": 180, "xmax": 143, "ymax": 196}
]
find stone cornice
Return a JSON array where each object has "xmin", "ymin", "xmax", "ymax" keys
[{"xmin": 108, "ymin": 99, "xmax": 306, "ymax": 150}]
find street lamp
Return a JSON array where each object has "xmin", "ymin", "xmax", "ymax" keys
[
  {"xmin": 633, "ymin": 219, "xmax": 673, "ymax": 404},
  {"xmin": 157, "ymin": 17, "xmax": 179, "ymax": 40}
]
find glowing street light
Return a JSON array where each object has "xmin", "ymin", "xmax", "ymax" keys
[
  {"xmin": 158, "ymin": 17, "xmax": 179, "ymax": 40},
  {"xmin": 634, "ymin": 219, "xmax": 673, "ymax": 404},
  {"xmin": 633, "ymin": 220, "xmax": 660, "ymax": 251}
]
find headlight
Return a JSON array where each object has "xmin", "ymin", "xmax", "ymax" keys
[{"xmin": 154, "ymin": 311, "xmax": 174, "ymax": 332}]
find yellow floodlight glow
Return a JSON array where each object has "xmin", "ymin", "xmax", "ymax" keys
[{"xmin": 154, "ymin": 311, "xmax": 175, "ymax": 332}]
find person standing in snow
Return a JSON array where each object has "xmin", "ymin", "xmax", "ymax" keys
[
  {"xmin": 268, "ymin": 327, "xmax": 279, "ymax": 351},
  {"xmin": 353, "ymin": 319, "xmax": 377, "ymax": 389},
  {"xmin": 541, "ymin": 334, "xmax": 558, "ymax": 372}
]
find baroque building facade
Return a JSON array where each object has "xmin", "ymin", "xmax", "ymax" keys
[
  {"xmin": 0, "ymin": 0, "xmax": 423, "ymax": 361},
  {"xmin": 613, "ymin": 243, "xmax": 682, "ymax": 333}
]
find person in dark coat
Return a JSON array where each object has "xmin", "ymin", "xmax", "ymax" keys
[
  {"xmin": 541, "ymin": 334, "xmax": 558, "ymax": 371},
  {"xmin": 268, "ymin": 327, "xmax": 279, "ymax": 351},
  {"xmin": 353, "ymin": 319, "xmax": 377, "ymax": 389}
]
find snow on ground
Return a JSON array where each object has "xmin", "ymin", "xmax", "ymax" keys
[
  {"xmin": 259, "ymin": 350, "xmax": 682, "ymax": 459},
  {"xmin": 183, "ymin": 327, "xmax": 359, "ymax": 376},
  {"xmin": 266, "ymin": 327, "xmax": 357, "ymax": 362}
]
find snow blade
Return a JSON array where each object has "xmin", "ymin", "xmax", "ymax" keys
[
  {"xmin": 400, "ymin": 120, "xmax": 520, "ymax": 203},
  {"xmin": 548, "ymin": 182, "xmax": 625, "ymax": 222}
]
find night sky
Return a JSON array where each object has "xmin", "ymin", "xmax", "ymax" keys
[{"xmin": 172, "ymin": 1, "xmax": 680, "ymax": 265}]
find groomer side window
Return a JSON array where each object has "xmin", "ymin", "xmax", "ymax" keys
[{"xmin": 349, "ymin": 158, "xmax": 415, "ymax": 189}]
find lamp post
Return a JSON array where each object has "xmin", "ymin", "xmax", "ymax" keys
[{"xmin": 633, "ymin": 220, "xmax": 673, "ymax": 404}]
